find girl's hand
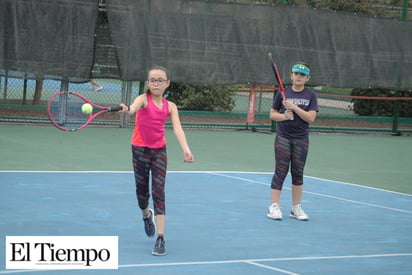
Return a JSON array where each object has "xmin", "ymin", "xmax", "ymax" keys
[
  {"xmin": 119, "ymin": 103, "xmax": 130, "ymax": 113},
  {"xmin": 282, "ymin": 100, "xmax": 295, "ymax": 111},
  {"xmin": 284, "ymin": 110, "xmax": 294, "ymax": 120},
  {"xmin": 183, "ymin": 151, "xmax": 195, "ymax": 162}
]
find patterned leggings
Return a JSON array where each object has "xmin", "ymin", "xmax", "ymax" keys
[
  {"xmin": 132, "ymin": 145, "xmax": 167, "ymax": 215},
  {"xmin": 271, "ymin": 135, "xmax": 309, "ymax": 190}
]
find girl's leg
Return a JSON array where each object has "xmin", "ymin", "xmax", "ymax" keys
[
  {"xmin": 156, "ymin": 215, "xmax": 165, "ymax": 236},
  {"xmin": 290, "ymin": 138, "xmax": 309, "ymax": 205},
  {"xmin": 270, "ymin": 135, "xmax": 292, "ymax": 203},
  {"xmin": 132, "ymin": 145, "xmax": 151, "ymax": 211},
  {"xmin": 268, "ymin": 136, "xmax": 292, "ymax": 220},
  {"xmin": 270, "ymin": 189, "xmax": 281, "ymax": 204},
  {"xmin": 151, "ymin": 146, "xmax": 167, "ymax": 236},
  {"xmin": 291, "ymin": 185, "xmax": 304, "ymax": 206}
]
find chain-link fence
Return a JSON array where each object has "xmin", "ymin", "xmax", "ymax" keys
[{"xmin": 1, "ymin": 0, "xmax": 411, "ymax": 134}]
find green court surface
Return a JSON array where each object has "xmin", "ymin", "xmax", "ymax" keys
[{"xmin": 1, "ymin": 124, "xmax": 411, "ymax": 194}]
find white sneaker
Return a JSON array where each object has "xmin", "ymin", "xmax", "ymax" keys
[
  {"xmin": 290, "ymin": 204, "xmax": 309, "ymax": 221},
  {"xmin": 92, "ymin": 84, "xmax": 103, "ymax": 91},
  {"xmin": 267, "ymin": 203, "xmax": 283, "ymax": 220}
]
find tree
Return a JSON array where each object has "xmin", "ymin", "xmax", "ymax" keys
[{"xmin": 166, "ymin": 83, "xmax": 236, "ymax": 112}]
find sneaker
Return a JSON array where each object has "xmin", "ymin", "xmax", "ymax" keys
[
  {"xmin": 143, "ymin": 208, "xmax": 157, "ymax": 237},
  {"xmin": 152, "ymin": 236, "xmax": 166, "ymax": 256},
  {"xmin": 267, "ymin": 203, "xmax": 283, "ymax": 220},
  {"xmin": 290, "ymin": 204, "xmax": 309, "ymax": 221},
  {"xmin": 91, "ymin": 83, "xmax": 103, "ymax": 91}
]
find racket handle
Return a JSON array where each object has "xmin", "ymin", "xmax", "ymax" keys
[{"xmin": 108, "ymin": 106, "xmax": 122, "ymax": 112}]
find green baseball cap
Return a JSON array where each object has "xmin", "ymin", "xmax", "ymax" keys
[{"xmin": 292, "ymin": 64, "xmax": 310, "ymax": 76}]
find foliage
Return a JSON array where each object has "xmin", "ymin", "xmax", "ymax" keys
[
  {"xmin": 351, "ymin": 88, "xmax": 412, "ymax": 117},
  {"xmin": 165, "ymin": 83, "xmax": 236, "ymax": 112},
  {"xmin": 225, "ymin": 0, "xmax": 410, "ymax": 20}
]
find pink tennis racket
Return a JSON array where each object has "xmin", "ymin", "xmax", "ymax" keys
[{"xmin": 48, "ymin": 91, "xmax": 121, "ymax": 132}]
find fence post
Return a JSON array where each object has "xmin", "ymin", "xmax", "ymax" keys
[
  {"xmin": 139, "ymin": 81, "xmax": 145, "ymax": 95},
  {"xmin": 391, "ymin": 90, "xmax": 401, "ymax": 135},
  {"xmin": 2, "ymin": 71, "xmax": 8, "ymax": 100},
  {"xmin": 120, "ymin": 80, "xmax": 132, "ymax": 128},
  {"xmin": 246, "ymin": 84, "xmax": 256, "ymax": 128},
  {"xmin": 402, "ymin": 0, "xmax": 408, "ymax": 20},
  {"xmin": 60, "ymin": 80, "xmax": 69, "ymax": 92},
  {"xmin": 391, "ymin": 1, "xmax": 409, "ymax": 136},
  {"xmin": 22, "ymin": 77, "xmax": 27, "ymax": 105}
]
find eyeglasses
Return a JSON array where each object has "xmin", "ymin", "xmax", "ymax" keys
[
  {"xmin": 147, "ymin": 78, "xmax": 168, "ymax": 85},
  {"xmin": 293, "ymin": 72, "xmax": 307, "ymax": 77}
]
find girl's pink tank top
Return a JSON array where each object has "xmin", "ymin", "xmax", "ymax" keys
[{"xmin": 132, "ymin": 93, "xmax": 169, "ymax": 148}]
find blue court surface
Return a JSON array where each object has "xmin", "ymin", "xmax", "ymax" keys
[{"xmin": 1, "ymin": 171, "xmax": 411, "ymax": 274}]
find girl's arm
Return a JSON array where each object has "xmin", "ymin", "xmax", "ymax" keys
[
  {"xmin": 119, "ymin": 94, "xmax": 147, "ymax": 115},
  {"xmin": 270, "ymin": 92, "xmax": 294, "ymax": 121},
  {"xmin": 282, "ymin": 100, "xmax": 317, "ymax": 124},
  {"xmin": 270, "ymin": 108, "xmax": 294, "ymax": 121},
  {"xmin": 169, "ymin": 101, "xmax": 194, "ymax": 162}
]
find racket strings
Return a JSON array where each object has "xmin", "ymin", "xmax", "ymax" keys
[{"xmin": 49, "ymin": 93, "xmax": 89, "ymax": 130}]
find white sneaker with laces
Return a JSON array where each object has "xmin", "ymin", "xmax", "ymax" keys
[
  {"xmin": 267, "ymin": 203, "xmax": 283, "ymax": 220},
  {"xmin": 290, "ymin": 204, "xmax": 309, "ymax": 221}
]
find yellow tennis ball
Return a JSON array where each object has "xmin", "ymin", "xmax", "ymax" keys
[{"xmin": 81, "ymin": 103, "xmax": 93, "ymax": 114}]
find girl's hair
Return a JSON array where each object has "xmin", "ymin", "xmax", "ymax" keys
[{"xmin": 147, "ymin": 65, "xmax": 170, "ymax": 80}]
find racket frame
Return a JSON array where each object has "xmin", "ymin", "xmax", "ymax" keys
[
  {"xmin": 47, "ymin": 91, "xmax": 121, "ymax": 131},
  {"xmin": 268, "ymin": 53, "xmax": 287, "ymax": 100},
  {"xmin": 268, "ymin": 53, "xmax": 294, "ymax": 120}
]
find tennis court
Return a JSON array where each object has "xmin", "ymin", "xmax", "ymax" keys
[
  {"xmin": 1, "ymin": 125, "xmax": 412, "ymax": 274},
  {"xmin": 2, "ymin": 1, "xmax": 412, "ymax": 273}
]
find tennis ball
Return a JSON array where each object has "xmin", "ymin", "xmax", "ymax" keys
[{"xmin": 81, "ymin": 103, "xmax": 93, "ymax": 114}]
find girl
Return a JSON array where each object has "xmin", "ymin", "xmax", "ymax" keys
[
  {"xmin": 119, "ymin": 66, "xmax": 194, "ymax": 255},
  {"xmin": 267, "ymin": 62, "xmax": 318, "ymax": 221}
]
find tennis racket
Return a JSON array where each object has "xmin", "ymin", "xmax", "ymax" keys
[
  {"xmin": 47, "ymin": 91, "xmax": 122, "ymax": 132},
  {"xmin": 268, "ymin": 52, "xmax": 287, "ymax": 100},
  {"xmin": 268, "ymin": 53, "xmax": 293, "ymax": 120}
]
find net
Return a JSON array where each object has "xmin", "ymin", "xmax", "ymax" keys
[
  {"xmin": 1, "ymin": 0, "xmax": 411, "ymax": 135},
  {"xmin": 104, "ymin": 0, "xmax": 412, "ymax": 90},
  {"xmin": 0, "ymin": 0, "xmax": 98, "ymax": 82}
]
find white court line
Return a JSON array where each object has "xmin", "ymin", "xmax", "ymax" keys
[
  {"xmin": 1, "ymin": 171, "xmax": 411, "ymax": 274},
  {"xmin": 305, "ymin": 175, "xmax": 412, "ymax": 197},
  {"xmin": 206, "ymin": 171, "xmax": 412, "ymax": 197},
  {"xmin": 210, "ymin": 172, "xmax": 412, "ymax": 214},
  {"xmin": 121, "ymin": 253, "xmax": 412, "ymax": 269},
  {"xmin": 245, "ymin": 261, "xmax": 300, "ymax": 275},
  {"xmin": 1, "ymin": 254, "xmax": 412, "ymax": 274},
  {"xmin": 1, "ymin": 169, "xmax": 412, "ymax": 198},
  {"xmin": 1, "ymin": 170, "xmax": 411, "ymax": 213}
]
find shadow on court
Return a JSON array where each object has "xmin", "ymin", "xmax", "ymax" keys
[{"xmin": 1, "ymin": 171, "xmax": 411, "ymax": 274}]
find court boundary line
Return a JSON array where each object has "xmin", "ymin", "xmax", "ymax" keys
[
  {"xmin": 1, "ymin": 170, "xmax": 411, "ymax": 197},
  {"xmin": 1, "ymin": 171, "xmax": 412, "ymax": 215},
  {"xmin": 210, "ymin": 172, "xmax": 412, "ymax": 214},
  {"xmin": 118, "ymin": 253, "xmax": 412, "ymax": 268},
  {"xmin": 1, "ymin": 253, "xmax": 411, "ymax": 274},
  {"xmin": 244, "ymin": 261, "xmax": 299, "ymax": 275},
  {"xmin": 1, "ymin": 172, "xmax": 411, "ymax": 274}
]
